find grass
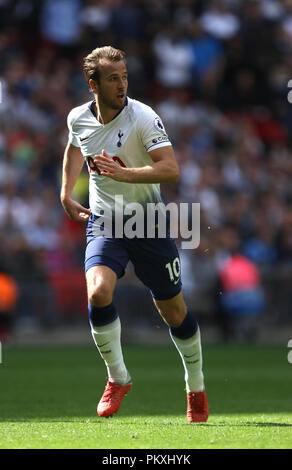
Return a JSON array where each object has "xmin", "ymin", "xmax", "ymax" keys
[{"xmin": 0, "ymin": 342, "xmax": 291, "ymax": 449}]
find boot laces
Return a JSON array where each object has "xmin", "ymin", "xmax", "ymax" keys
[{"xmin": 102, "ymin": 380, "xmax": 122, "ymax": 403}]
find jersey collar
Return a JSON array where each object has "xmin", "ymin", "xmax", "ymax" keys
[{"xmin": 89, "ymin": 97, "xmax": 128, "ymax": 124}]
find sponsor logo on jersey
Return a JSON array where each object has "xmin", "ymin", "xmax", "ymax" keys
[{"xmin": 152, "ymin": 136, "xmax": 169, "ymax": 144}]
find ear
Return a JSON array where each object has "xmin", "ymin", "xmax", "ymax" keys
[{"xmin": 89, "ymin": 79, "xmax": 98, "ymax": 94}]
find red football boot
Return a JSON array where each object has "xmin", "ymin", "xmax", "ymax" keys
[
  {"xmin": 186, "ymin": 390, "xmax": 209, "ymax": 423},
  {"xmin": 97, "ymin": 378, "xmax": 132, "ymax": 417}
]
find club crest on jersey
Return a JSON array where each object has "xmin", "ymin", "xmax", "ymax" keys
[
  {"xmin": 154, "ymin": 117, "xmax": 165, "ymax": 133},
  {"xmin": 117, "ymin": 129, "xmax": 123, "ymax": 147}
]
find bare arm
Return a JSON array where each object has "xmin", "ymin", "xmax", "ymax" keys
[
  {"xmin": 60, "ymin": 141, "xmax": 91, "ymax": 222},
  {"xmin": 94, "ymin": 145, "xmax": 179, "ymax": 183}
]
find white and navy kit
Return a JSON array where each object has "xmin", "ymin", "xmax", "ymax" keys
[
  {"xmin": 67, "ymin": 97, "xmax": 182, "ymax": 300},
  {"xmin": 68, "ymin": 97, "xmax": 170, "ymax": 216}
]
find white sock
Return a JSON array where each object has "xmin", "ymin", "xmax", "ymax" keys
[
  {"xmin": 91, "ymin": 317, "xmax": 131, "ymax": 385},
  {"xmin": 170, "ymin": 327, "xmax": 205, "ymax": 393}
]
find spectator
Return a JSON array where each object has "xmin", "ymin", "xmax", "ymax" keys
[
  {"xmin": 199, "ymin": 0, "xmax": 240, "ymax": 40},
  {"xmin": 216, "ymin": 226, "xmax": 266, "ymax": 342},
  {"xmin": 0, "ymin": 268, "xmax": 18, "ymax": 341},
  {"xmin": 40, "ymin": 0, "xmax": 82, "ymax": 47},
  {"xmin": 187, "ymin": 20, "xmax": 225, "ymax": 93},
  {"xmin": 153, "ymin": 21, "xmax": 193, "ymax": 88}
]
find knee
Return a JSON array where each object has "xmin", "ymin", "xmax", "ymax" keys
[
  {"xmin": 88, "ymin": 282, "xmax": 113, "ymax": 307},
  {"xmin": 158, "ymin": 305, "xmax": 187, "ymax": 328}
]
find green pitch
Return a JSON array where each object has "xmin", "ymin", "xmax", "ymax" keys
[{"xmin": 0, "ymin": 342, "xmax": 291, "ymax": 449}]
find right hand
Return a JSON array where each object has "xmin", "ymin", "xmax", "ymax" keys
[{"xmin": 61, "ymin": 198, "xmax": 91, "ymax": 222}]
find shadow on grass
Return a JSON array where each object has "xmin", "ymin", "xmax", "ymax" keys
[
  {"xmin": 2, "ymin": 405, "xmax": 292, "ymax": 422},
  {"xmin": 1, "ymin": 416, "xmax": 292, "ymax": 428}
]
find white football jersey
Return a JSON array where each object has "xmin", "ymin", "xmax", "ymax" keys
[{"xmin": 67, "ymin": 97, "xmax": 172, "ymax": 218}]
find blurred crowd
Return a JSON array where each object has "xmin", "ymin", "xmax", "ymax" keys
[{"xmin": 1, "ymin": 0, "xmax": 292, "ymax": 336}]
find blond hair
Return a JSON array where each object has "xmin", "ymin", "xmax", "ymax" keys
[{"xmin": 83, "ymin": 46, "xmax": 126, "ymax": 84}]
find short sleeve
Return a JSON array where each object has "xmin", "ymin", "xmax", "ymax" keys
[
  {"xmin": 136, "ymin": 106, "xmax": 172, "ymax": 153},
  {"xmin": 67, "ymin": 110, "xmax": 80, "ymax": 147}
]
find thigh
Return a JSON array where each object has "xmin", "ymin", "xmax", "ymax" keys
[
  {"xmin": 85, "ymin": 234, "xmax": 130, "ymax": 279},
  {"xmin": 126, "ymin": 237, "xmax": 182, "ymax": 301}
]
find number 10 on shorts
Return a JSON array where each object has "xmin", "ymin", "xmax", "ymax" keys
[{"xmin": 165, "ymin": 257, "xmax": 181, "ymax": 283}]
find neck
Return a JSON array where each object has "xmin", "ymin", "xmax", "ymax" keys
[{"xmin": 94, "ymin": 96, "xmax": 122, "ymax": 125}]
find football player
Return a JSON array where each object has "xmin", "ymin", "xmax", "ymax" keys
[{"xmin": 60, "ymin": 46, "xmax": 208, "ymax": 423}]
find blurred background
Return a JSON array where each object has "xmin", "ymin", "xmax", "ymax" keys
[{"xmin": 1, "ymin": 0, "xmax": 292, "ymax": 345}]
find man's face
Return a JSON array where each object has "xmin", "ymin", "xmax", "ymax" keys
[{"xmin": 92, "ymin": 59, "xmax": 128, "ymax": 110}]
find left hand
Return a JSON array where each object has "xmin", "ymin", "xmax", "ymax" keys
[{"xmin": 94, "ymin": 149, "xmax": 128, "ymax": 182}]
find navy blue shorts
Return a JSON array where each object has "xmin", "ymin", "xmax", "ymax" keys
[{"xmin": 85, "ymin": 214, "xmax": 182, "ymax": 301}]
